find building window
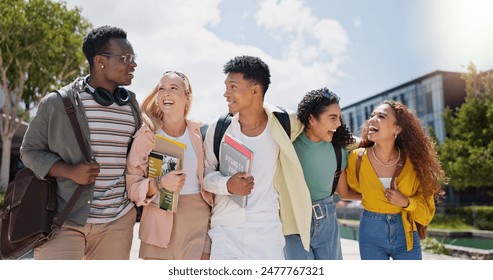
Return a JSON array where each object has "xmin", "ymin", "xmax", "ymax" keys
[
  {"xmin": 425, "ymin": 91, "xmax": 433, "ymax": 114},
  {"xmin": 356, "ymin": 110, "xmax": 362, "ymax": 132},
  {"xmin": 400, "ymin": 93, "xmax": 407, "ymax": 105},
  {"xmin": 349, "ymin": 112, "xmax": 354, "ymax": 133},
  {"xmin": 417, "ymin": 94, "xmax": 425, "ymax": 117}
]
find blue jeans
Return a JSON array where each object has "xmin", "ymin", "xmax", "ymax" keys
[
  {"xmin": 284, "ymin": 196, "xmax": 342, "ymax": 260},
  {"xmin": 359, "ymin": 210, "xmax": 422, "ymax": 260}
]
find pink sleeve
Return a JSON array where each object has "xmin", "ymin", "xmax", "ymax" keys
[{"xmin": 126, "ymin": 127, "xmax": 158, "ymax": 206}]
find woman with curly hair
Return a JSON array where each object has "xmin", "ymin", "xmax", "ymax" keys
[
  {"xmin": 346, "ymin": 100, "xmax": 445, "ymax": 260},
  {"xmin": 284, "ymin": 87, "xmax": 361, "ymax": 260},
  {"xmin": 126, "ymin": 71, "xmax": 213, "ymax": 259}
]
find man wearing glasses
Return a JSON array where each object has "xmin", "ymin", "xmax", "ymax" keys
[{"xmin": 20, "ymin": 25, "xmax": 141, "ymax": 259}]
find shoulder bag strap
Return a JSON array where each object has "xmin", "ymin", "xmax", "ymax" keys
[
  {"xmin": 331, "ymin": 143, "xmax": 342, "ymax": 195},
  {"xmin": 355, "ymin": 148, "xmax": 365, "ymax": 183},
  {"xmin": 390, "ymin": 150, "xmax": 406, "ymax": 190},
  {"xmin": 51, "ymin": 89, "xmax": 91, "ymax": 230}
]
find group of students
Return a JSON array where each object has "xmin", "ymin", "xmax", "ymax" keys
[{"xmin": 20, "ymin": 25, "xmax": 445, "ymax": 260}]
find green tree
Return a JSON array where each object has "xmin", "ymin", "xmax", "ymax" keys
[
  {"xmin": 439, "ymin": 63, "xmax": 493, "ymax": 191},
  {"xmin": 0, "ymin": 0, "xmax": 91, "ymax": 191}
]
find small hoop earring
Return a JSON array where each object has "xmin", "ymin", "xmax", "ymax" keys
[{"xmin": 394, "ymin": 131, "xmax": 398, "ymax": 139}]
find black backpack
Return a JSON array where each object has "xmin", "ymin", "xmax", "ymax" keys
[{"xmin": 210, "ymin": 107, "xmax": 342, "ymax": 196}]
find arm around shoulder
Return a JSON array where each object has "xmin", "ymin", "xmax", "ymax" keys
[{"xmin": 335, "ymin": 171, "xmax": 362, "ymax": 200}]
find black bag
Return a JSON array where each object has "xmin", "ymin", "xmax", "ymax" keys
[{"xmin": 0, "ymin": 168, "xmax": 57, "ymax": 259}]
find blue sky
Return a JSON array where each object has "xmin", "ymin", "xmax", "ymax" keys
[{"xmin": 64, "ymin": 0, "xmax": 493, "ymax": 123}]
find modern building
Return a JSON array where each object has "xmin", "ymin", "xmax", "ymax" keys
[{"xmin": 341, "ymin": 70, "xmax": 467, "ymax": 143}]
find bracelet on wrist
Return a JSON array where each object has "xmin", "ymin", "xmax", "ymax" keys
[{"xmin": 153, "ymin": 176, "xmax": 162, "ymax": 192}]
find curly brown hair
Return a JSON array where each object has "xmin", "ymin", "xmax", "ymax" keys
[
  {"xmin": 360, "ymin": 100, "xmax": 446, "ymax": 200},
  {"xmin": 297, "ymin": 88, "xmax": 354, "ymax": 147}
]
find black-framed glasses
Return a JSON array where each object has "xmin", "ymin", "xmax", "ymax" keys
[
  {"xmin": 99, "ymin": 53, "xmax": 137, "ymax": 64},
  {"xmin": 163, "ymin": 70, "xmax": 186, "ymax": 80}
]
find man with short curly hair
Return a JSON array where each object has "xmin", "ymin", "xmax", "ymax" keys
[{"xmin": 203, "ymin": 55, "xmax": 312, "ymax": 260}]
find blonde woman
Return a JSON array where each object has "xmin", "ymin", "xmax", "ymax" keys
[{"xmin": 126, "ymin": 71, "xmax": 213, "ymax": 259}]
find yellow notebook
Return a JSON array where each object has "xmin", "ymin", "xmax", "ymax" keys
[{"xmin": 148, "ymin": 134, "xmax": 186, "ymax": 212}]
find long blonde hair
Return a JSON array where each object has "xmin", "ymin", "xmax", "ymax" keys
[{"xmin": 141, "ymin": 71, "xmax": 193, "ymax": 131}]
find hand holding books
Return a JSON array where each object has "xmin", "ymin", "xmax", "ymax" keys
[
  {"xmin": 148, "ymin": 135, "xmax": 187, "ymax": 212},
  {"xmin": 154, "ymin": 170, "xmax": 186, "ymax": 193},
  {"xmin": 226, "ymin": 172, "xmax": 254, "ymax": 196}
]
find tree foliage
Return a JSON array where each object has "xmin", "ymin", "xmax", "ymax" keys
[
  {"xmin": 439, "ymin": 63, "xmax": 493, "ymax": 191},
  {"xmin": 0, "ymin": 0, "xmax": 91, "ymax": 190}
]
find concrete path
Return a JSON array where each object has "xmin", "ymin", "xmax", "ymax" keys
[
  {"xmin": 17, "ymin": 222, "xmax": 461, "ymax": 260},
  {"xmin": 130, "ymin": 222, "xmax": 462, "ymax": 260}
]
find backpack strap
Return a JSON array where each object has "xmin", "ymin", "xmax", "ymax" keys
[
  {"xmin": 213, "ymin": 107, "xmax": 291, "ymax": 164},
  {"xmin": 355, "ymin": 148, "xmax": 365, "ymax": 183},
  {"xmin": 213, "ymin": 112, "xmax": 233, "ymax": 164},
  {"xmin": 199, "ymin": 124, "xmax": 209, "ymax": 141},
  {"xmin": 331, "ymin": 143, "xmax": 342, "ymax": 195},
  {"xmin": 273, "ymin": 106, "xmax": 290, "ymax": 137}
]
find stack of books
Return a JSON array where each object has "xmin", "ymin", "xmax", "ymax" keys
[
  {"xmin": 219, "ymin": 133, "xmax": 254, "ymax": 208},
  {"xmin": 148, "ymin": 134, "xmax": 186, "ymax": 212}
]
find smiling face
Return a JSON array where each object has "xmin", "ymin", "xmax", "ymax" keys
[
  {"xmin": 367, "ymin": 103, "xmax": 401, "ymax": 142},
  {"xmin": 97, "ymin": 38, "xmax": 137, "ymax": 88},
  {"xmin": 305, "ymin": 103, "xmax": 342, "ymax": 142},
  {"xmin": 223, "ymin": 72, "xmax": 259, "ymax": 114},
  {"xmin": 156, "ymin": 73, "xmax": 190, "ymax": 117}
]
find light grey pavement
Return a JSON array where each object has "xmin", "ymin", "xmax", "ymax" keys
[{"xmin": 130, "ymin": 222, "xmax": 462, "ymax": 260}]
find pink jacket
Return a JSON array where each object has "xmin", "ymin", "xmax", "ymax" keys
[{"xmin": 126, "ymin": 120, "xmax": 214, "ymax": 248}]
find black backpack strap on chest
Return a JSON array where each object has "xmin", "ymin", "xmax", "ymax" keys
[
  {"xmin": 331, "ymin": 143, "xmax": 342, "ymax": 195},
  {"xmin": 213, "ymin": 107, "xmax": 290, "ymax": 167},
  {"xmin": 213, "ymin": 112, "xmax": 233, "ymax": 161}
]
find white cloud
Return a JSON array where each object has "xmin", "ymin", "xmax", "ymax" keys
[
  {"xmin": 313, "ymin": 19, "xmax": 348, "ymax": 56},
  {"xmin": 254, "ymin": 0, "xmax": 349, "ymax": 110},
  {"xmin": 256, "ymin": 0, "xmax": 315, "ymax": 33},
  {"xmin": 64, "ymin": 0, "xmax": 349, "ymax": 122}
]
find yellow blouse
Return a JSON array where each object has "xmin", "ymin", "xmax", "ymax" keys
[{"xmin": 346, "ymin": 148, "xmax": 435, "ymax": 251}]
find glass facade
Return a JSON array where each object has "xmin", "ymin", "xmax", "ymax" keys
[{"xmin": 341, "ymin": 71, "xmax": 464, "ymax": 143}]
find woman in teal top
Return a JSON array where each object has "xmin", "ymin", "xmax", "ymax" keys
[{"xmin": 284, "ymin": 88, "xmax": 361, "ymax": 260}]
